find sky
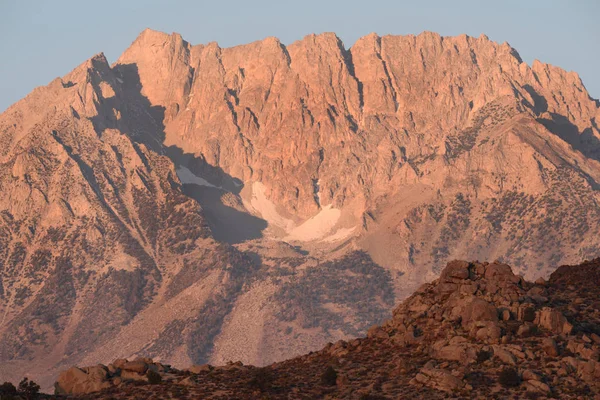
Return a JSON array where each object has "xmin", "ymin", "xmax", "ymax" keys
[{"xmin": 0, "ymin": 0, "xmax": 598, "ymax": 112}]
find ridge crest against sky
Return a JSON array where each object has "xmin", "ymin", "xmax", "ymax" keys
[{"xmin": 0, "ymin": 0, "xmax": 598, "ymax": 112}]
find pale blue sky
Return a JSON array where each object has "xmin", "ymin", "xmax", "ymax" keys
[{"xmin": 0, "ymin": 0, "xmax": 598, "ymax": 112}]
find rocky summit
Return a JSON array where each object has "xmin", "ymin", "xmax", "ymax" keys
[
  {"xmin": 46, "ymin": 259, "xmax": 600, "ymax": 398},
  {"xmin": 0, "ymin": 28, "xmax": 600, "ymax": 390}
]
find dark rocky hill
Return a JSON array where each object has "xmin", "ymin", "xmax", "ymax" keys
[{"xmin": 41, "ymin": 258, "xmax": 600, "ymax": 399}]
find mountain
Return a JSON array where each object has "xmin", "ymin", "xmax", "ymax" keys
[
  {"xmin": 51, "ymin": 258, "xmax": 600, "ymax": 398},
  {"xmin": 116, "ymin": 29, "xmax": 600, "ymax": 281},
  {"xmin": 1, "ymin": 29, "xmax": 599, "ymax": 389}
]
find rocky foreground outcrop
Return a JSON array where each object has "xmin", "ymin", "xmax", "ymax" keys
[{"xmin": 52, "ymin": 258, "xmax": 600, "ymax": 399}]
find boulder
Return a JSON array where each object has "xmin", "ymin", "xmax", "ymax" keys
[
  {"xmin": 107, "ymin": 364, "xmax": 120, "ymax": 374},
  {"xmin": 516, "ymin": 322, "xmax": 536, "ymax": 337},
  {"xmin": 567, "ymin": 339, "xmax": 599, "ymax": 360},
  {"xmin": 541, "ymin": 337, "xmax": 559, "ymax": 357},
  {"xmin": 82, "ymin": 365, "xmax": 108, "ymax": 380},
  {"xmin": 535, "ymin": 277, "xmax": 546, "ymax": 286},
  {"xmin": 576, "ymin": 359, "xmax": 600, "ymax": 382},
  {"xmin": 522, "ymin": 369, "xmax": 541, "ymax": 381},
  {"xmin": 187, "ymin": 364, "xmax": 213, "ymax": 373},
  {"xmin": 523, "ymin": 380, "xmax": 551, "ymax": 394},
  {"xmin": 473, "ymin": 262, "xmax": 487, "ymax": 277},
  {"xmin": 440, "ymin": 261, "xmax": 472, "ymax": 281},
  {"xmin": 391, "ymin": 325, "xmax": 422, "ymax": 345},
  {"xmin": 492, "ymin": 345, "xmax": 516, "ymax": 365},
  {"xmin": 120, "ymin": 370, "xmax": 148, "ymax": 382},
  {"xmin": 460, "ymin": 298, "xmax": 498, "ymax": 338},
  {"xmin": 178, "ymin": 376, "xmax": 197, "ymax": 386},
  {"xmin": 475, "ymin": 323, "xmax": 502, "ymax": 341},
  {"xmin": 414, "ymin": 366, "xmax": 465, "ymax": 392},
  {"xmin": 434, "ymin": 342, "xmax": 478, "ymax": 364},
  {"xmin": 504, "ymin": 344, "xmax": 526, "ymax": 360},
  {"xmin": 122, "ymin": 360, "xmax": 148, "ymax": 374},
  {"xmin": 112, "ymin": 358, "xmax": 128, "ymax": 369},
  {"xmin": 527, "ymin": 286, "xmax": 545, "ymax": 296},
  {"xmin": 461, "ymin": 298, "xmax": 498, "ymax": 326},
  {"xmin": 367, "ymin": 325, "xmax": 389, "ymax": 339},
  {"xmin": 536, "ymin": 308, "xmax": 573, "ymax": 335},
  {"xmin": 153, "ymin": 363, "xmax": 170, "ymax": 373},
  {"xmin": 55, "ymin": 366, "xmax": 111, "ymax": 395},
  {"xmin": 458, "ymin": 283, "xmax": 478, "ymax": 295},
  {"xmin": 336, "ymin": 373, "xmax": 350, "ymax": 387},
  {"xmin": 517, "ymin": 305, "xmax": 536, "ymax": 322},
  {"xmin": 484, "ymin": 263, "xmax": 518, "ymax": 282}
]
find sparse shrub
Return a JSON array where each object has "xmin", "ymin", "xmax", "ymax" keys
[
  {"xmin": 146, "ymin": 370, "xmax": 162, "ymax": 384},
  {"xmin": 498, "ymin": 368, "xmax": 521, "ymax": 387},
  {"xmin": 249, "ymin": 368, "xmax": 272, "ymax": 392},
  {"xmin": 321, "ymin": 366, "xmax": 338, "ymax": 386},
  {"xmin": 522, "ymin": 308, "xmax": 536, "ymax": 322},
  {"xmin": 476, "ymin": 349, "xmax": 492, "ymax": 363},
  {"xmin": 18, "ymin": 377, "xmax": 40, "ymax": 399},
  {"xmin": 0, "ymin": 381, "xmax": 17, "ymax": 395}
]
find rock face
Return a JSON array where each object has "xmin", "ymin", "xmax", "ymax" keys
[
  {"xmin": 53, "ymin": 259, "xmax": 600, "ymax": 398},
  {"xmin": 1, "ymin": 29, "xmax": 600, "ymax": 389},
  {"xmin": 116, "ymin": 29, "xmax": 600, "ymax": 282},
  {"xmin": 0, "ymin": 50, "xmax": 393, "ymax": 389}
]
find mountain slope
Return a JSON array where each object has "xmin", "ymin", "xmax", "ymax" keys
[
  {"xmin": 1, "ymin": 29, "xmax": 599, "ymax": 390},
  {"xmin": 115, "ymin": 29, "xmax": 600, "ymax": 284},
  {"xmin": 0, "ymin": 53, "xmax": 238, "ymax": 385},
  {"xmin": 0, "ymin": 51, "xmax": 393, "ymax": 390}
]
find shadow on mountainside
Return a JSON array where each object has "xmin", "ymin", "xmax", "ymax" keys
[
  {"xmin": 87, "ymin": 63, "xmax": 396, "ymax": 362},
  {"xmin": 522, "ymin": 84, "xmax": 600, "ymax": 165},
  {"xmin": 96, "ymin": 63, "xmax": 267, "ymax": 244},
  {"xmin": 539, "ymin": 113, "xmax": 600, "ymax": 163},
  {"xmin": 165, "ymin": 146, "xmax": 268, "ymax": 244},
  {"xmin": 88, "ymin": 62, "xmax": 265, "ymax": 364}
]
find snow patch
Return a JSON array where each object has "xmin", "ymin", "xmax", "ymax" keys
[
  {"xmin": 244, "ymin": 181, "xmax": 351, "ymax": 242},
  {"xmin": 322, "ymin": 226, "xmax": 357, "ymax": 242},
  {"xmin": 245, "ymin": 182, "xmax": 295, "ymax": 232},
  {"xmin": 285, "ymin": 205, "xmax": 341, "ymax": 242},
  {"xmin": 176, "ymin": 166, "xmax": 221, "ymax": 189}
]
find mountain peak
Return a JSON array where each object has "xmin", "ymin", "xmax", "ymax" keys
[
  {"xmin": 62, "ymin": 51, "xmax": 111, "ymax": 84},
  {"xmin": 136, "ymin": 27, "xmax": 172, "ymax": 43},
  {"xmin": 294, "ymin": 31, "xmax": 345, "ymax": 50}
]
